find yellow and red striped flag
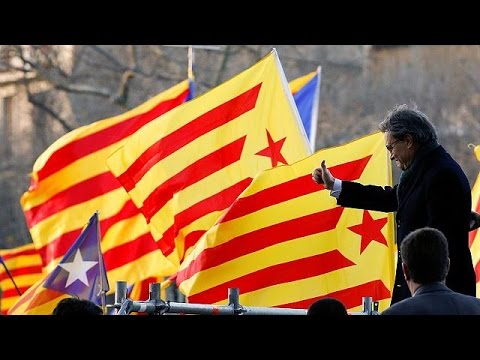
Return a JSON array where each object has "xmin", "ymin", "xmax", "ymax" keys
[
  {"xmin": 177, "ymin": 132, "xmax": 396, "ymax": 313},
  {"xmin": 20, "ymin": 80, "xmax": 193, "ymax": 287},
  {"xmin": 107, "ymin": 49, "xmax": 312, "ymax": 269},
  {"xmin": 469, "ymin": 144, "xmax": 480, "ymax": 297},
  {"xmin": 0, "ymin": 243, "xmax": 44, "ymax": 314},
  {"xmin": 7, "ymin": 276, "xmax": 70, "ymax": 315}
]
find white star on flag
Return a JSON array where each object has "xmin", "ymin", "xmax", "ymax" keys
[{"xmin": 58, "ymin": 250, "xmax": 98, "ymax": 288}]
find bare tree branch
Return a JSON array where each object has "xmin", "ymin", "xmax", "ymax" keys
[
  {"xmin": 24, "ymin": 81, "xmax": 74, "ymax": 133},
  {"xmin": 215, "ymin": 45, "xmax": 231, "ymax": 86},
  {"xmin": 88, "ymin": 45, "xmax": 128, "ymax": 71},
  {"xmin": 127, "ymin": 45, "xmax": 137, "ymax": 69},
  {"xmin": 112, "ymin": 70, "xmax": 134, "ymax": 105},
  {"xmin": 54, "ymin": 83, "xmax": 112, "ymax": 98},
  {"xmin": 87, "ymin": 45, "xmax": 154, "ymax": 79}
]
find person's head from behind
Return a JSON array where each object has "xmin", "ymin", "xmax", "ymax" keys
[
  {"xmin": 379, "ymin": 103, "xmax": 438, "ymax": 171},
  {"xmin": 307, "ymin": 297, "xmax": 348, "ymax": 317},
  {"xmin": 401, "ymin": 227, "xmax": 450, "ymax": 291},
  {"xmin": 52, "ymin": 297, "xmax": 103, "ymax": 315}
]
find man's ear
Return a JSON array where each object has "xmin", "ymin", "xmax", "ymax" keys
[
  {"xmin": 402, "ymin": 262, "xmax": 410, "ymax": 281},
  {"xmin": 405, "ymin": 134, "xmax": 414, "ymax": 149}
]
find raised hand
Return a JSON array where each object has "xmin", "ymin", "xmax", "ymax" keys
[{"xmin": 312, "ymin": 160, "xmax": 335, "ymax": 190}]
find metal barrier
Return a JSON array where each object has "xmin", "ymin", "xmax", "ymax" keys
[
  {"xmin": 349, "ymin": 296, "xmax": 380, "ymax": 315},
  {"xmin": 110, "ymin": 281, "xmax": 379, "ymax": 315}
]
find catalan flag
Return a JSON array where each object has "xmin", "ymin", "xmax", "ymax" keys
[
  {"xmin": 20, "ymin": 80, "xmax": 193, "ymax": 288},
  {"xmin": 8, "ymin": 213, "xmax": 108, "ymax": 315},
  {"xmin": 107, "ymin": 49, "xmax": 312, "ymax": 269},
  {"xmin": 177, "ymin": 132, "xmax": 396, "ymax": 313},
  {"xmin": 0, "ymin": 243, "xmax": 44, "ymax": 315},
  {"xmin": 469, "ymin": 144, "xmax": 480, "ymax": 297},
  {"xmin": 289, "ymin": 67, "xmax": 321, "ymax": 151}
]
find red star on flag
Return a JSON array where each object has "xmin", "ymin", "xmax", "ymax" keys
[
  {"xmin": 255, "ymin": 129, "xmax": 287, "ymax": 167},
  {"xmin": 348, "ymin": 210, "xmax": 388, "ymax": 254}
]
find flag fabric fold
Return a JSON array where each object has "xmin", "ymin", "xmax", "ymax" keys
[
  {"xmin": 289, "ymin": 67, "xmax": 321, "ymax": 152},
  {"xmin": 177, "ymin": 132, "xmax": 396, "ymax": 313},
  {"xmin": 20, "ymin": 80, "xmax": 193, "ymax": 288},
  {"xmin": 8, "ymin": 212, "xmax": 109, "ymax": 314},
  {"xmin": 0, "ymin": 243, "xmax": 44, "ymax": 315},
  {"xmin": 107, "ymin": 49, "xmax": 312, "ymax": 269},
  {"xmin": 469, "ymin": 144, "xmax": 480, "ymax": 297}
]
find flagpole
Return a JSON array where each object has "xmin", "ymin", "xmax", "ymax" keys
[
  {"xmin": 188, "ymin": 45, "xmax": 194, "ymax": 80},
  {"xmin": 0, "ymin": 255, "xmax": 23, "ymax": 296},
  {"xmin": 95, "ymin": 211, "xmax": 107, "ymax": 314},
  {"xmin": 272, "ymin": 48, "xmax": 312, "ymax": 156},
  {"xmin": 163, "ymin": 45, "xmax": 221, "ymax": 81},
  {"xmin": 310, "ymin": 66, "xmax": 322, "ymax": 152}
]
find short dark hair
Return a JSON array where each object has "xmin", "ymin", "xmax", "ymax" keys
[
  {"xmin": 400, "ymin": 227, "xmax": 449, "ymax": 284},
  {"xmin": 307, "ymin": 298, "xmax": 348, "ymax": 316},
  {"xmin": 378, "ymin": 104, "xmax": 438, "ymax": 146},
  {"xmin": 52, "ymin": 297, "xmax": 103, "ymax": 315}
]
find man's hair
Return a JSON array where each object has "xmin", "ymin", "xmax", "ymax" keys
[
  {"xmin": 52, "ymin": 297, "xmax": 103, "ymax": 315},
  {"xmin": 400, "ymin": 227, "xmax": 449, "ymax": 284},
  {"xmin": 378, "ymin": 104, "xmax": 438, "ymax": 146},
  {"xmin": 307, "ymin": 297, "xmax": 348, "ymax": 316}
]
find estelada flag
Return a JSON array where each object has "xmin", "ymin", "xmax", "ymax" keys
[
  {"xmin": 107, "ymin": 49, "xmax": 312, "ymax": 268},
  {"xmin": 0, "ymin": 243, "xmax": 44, "ymax": 315},
  {"xmin": 20, "ymin": 80, "xmax": 193, "ymax": 287},
  {"xmin": 8, "ymin": 212, "xmax": 108, "ymax": 314},
  {"xmin": 177, "ymin": 132, "xmax": 396, "ymax": 313},
  {"xmin": 469, "ymin": 144, "xmax": 480, "ymax": 297}
]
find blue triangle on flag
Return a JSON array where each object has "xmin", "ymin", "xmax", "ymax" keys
[{"xmin": 43, "ymin": 212, "xmax": 109, "ymax": 305}]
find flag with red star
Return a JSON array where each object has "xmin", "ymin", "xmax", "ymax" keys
[
  {"xmin": 177, "ymin": 131, "xmax": 396, "ymax": 313},
  {"xmin": 107, "ymin": 49, "xmax": 311, "ymax": 269}
]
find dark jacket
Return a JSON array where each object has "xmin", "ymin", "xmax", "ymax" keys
[
  {"xmin": 381, "ymin": 282, "xmax": 480, "ymax": 315},
  {"xmin": 337, "ymin": 145, "xmax": 476, "ymax": 304}
]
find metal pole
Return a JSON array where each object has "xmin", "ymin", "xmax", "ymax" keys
[
  {"xmin": 149, "ymin": 282, "xmax": 161, "ymax": 301},
  {"xmin": 115, "ymin": 280, "xmax": 127, "ymax": 304},
  {"xmin": 188, "ymin": 46, "xmax": 194, "ymax": 80},
  {"xmin": 241, "ymin": 306, "xmax": 307, "ymax": 315},
  {"xmin": 114, "ymin": 280, "xmax": 128, "ymax": 315},
  {"xmin": 163, "ymin": 45, "xmax": 221, "ymax": 80},
  {"xmin": 0, "ymin": 256, "xmax": 22, "ymax": 296},
  {"xmin": 166, "ymin": 302, "xmax": 235, "ymax": 315},
  {"xmin": 228, "ymin": 287, "xmax": 243, "ymax": 314},
  {"xmin": 112, "ymin": 280, "xmax": 377, "ymax": 316},
  {"xmin": 95, "ymin": 211, "xmax": 108, "ymax": 315},
  {"xmin": 362, "ymin": 296, "xmax": 373, "ymax": 315},
  {"xmin": 349, "ymin": 296, "xmax": 374, "ymax": 315}
]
